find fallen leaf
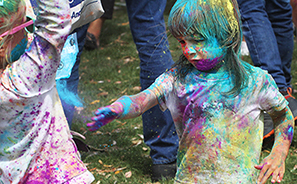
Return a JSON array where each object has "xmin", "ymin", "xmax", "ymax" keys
[
  {"xmin": 263, "ymin": 150, "xmax": 270, "ymax": 154},
  {"xmin": 142, "ymin": 147, "xmax": 148, "ymax": 151},
  {"xmin": 103, "ymin": 164, "xmax": 113, "ymax": 168},
  {"xmin": 119, "ymin": 22, "xmax": 129, "ymax": 26},
  {"xmin": 115, "ymin": 170, "xmax": 121, "ymax": 174},
  {"xmin": 95, "ymin": 130, "xmax": 103, "ymax": 135},
  {"xmin": 133, "ymin": 86, "xmax": 141, "ymax": 91},
  {"xmin": 132, "ymin": 140, "xmax": 142, "ymax": 146},
  {"xmin": 120, "ymin": 88, "xmax": 127, "ymax": 94},
  {"xmin": 115, "ymin": 81, "xmax": 122, "ymax": 84},
  {"xmin": 90, "ymin": 100, "xmax": 100, "ymax": 105},
  {"xmin": 98, "ymin": 160, "xmax": 103, "ymax": 165},
  {"xmin": 89, "ymin": 168, "xmax": 97, "ymax": 171},
  {"xmin": 89, "ymin": 79, "xmax": 97, "ymax": 84},
  {"xmin": 105, "ymin": 174, "xmax": 111, "ymax": 178},
  {"xmin": 109, "ymin": 98, "xmax": 117, "ymax": 103},
  {"xmin": 137, "ymin": 134, "xmax": 144, "ymax": 139},
  {"xmin": 96, "ymin": 181, "xmax": 101, "ymax": 184},
  {"xmin": 116, "ymin": 167, "xmax": 127, "ymax": 171},
  {"xmin": 122, "ymin": 56, "xmax": 135, "ymax": 64},
  {"xmin": 96, "ymin": 169, "xmax": 107, "ymax": 175},
  {"xmin": 97, "ymin": 92, "xmax": 108, "ymax": 96},
  {"xmin": 114, "ymin": 167, "xmax": 127, "ymax": 175},
  {"xmin": 125, "ymin": 171, "xmax": 132, "ymax": 178}
]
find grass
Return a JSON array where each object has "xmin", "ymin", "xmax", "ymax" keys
[{"xmin": 71, "ymin": 1, "xmax": 297, "ymax": 183}]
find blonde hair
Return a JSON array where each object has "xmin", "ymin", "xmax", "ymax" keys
[{"xmin": 0, "ymin": 0, "xmax": 26, "ymax": 69}]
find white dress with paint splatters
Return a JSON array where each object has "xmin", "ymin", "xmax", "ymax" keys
[
  {"xmin": 0, "ymin": 0, "xmax": 94, "ymax": 183},
  {"xmin": 148, "ymin": 64, "xmax": 287, "ymax": 184}
]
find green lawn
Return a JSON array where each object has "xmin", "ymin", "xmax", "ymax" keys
[{"xmin": 71, "ymin": 1, "xmax": 297, "ymax": 183}]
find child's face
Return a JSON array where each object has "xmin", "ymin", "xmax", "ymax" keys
[{"xmin": 177, "ymin": 34, "xmax": 226, "ymax": 71}]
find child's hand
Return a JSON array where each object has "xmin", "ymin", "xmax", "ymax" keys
[
  {"xmin": 254, "ymin": 151, "xmax": 285, "ymax": 184},
  {"xmin": 87, "ymin": 106, "xmax": 119, "ymax": 131}
]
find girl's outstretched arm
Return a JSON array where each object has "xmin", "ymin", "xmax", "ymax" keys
[
  {"xmin": 87, "ymin": 89, "xmax": 158, "ymax": 131},
  {"xmin": 255, "ymin": 106, "xmax": 294, "ymax": 184}
]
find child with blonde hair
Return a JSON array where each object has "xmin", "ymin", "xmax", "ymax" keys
[
  {"xmin": 0, "ymin": 0, "xmax": 94, "ymax": 183},
  {"xmin": 88, "ymin": 0, "xmax": 294, "ymax": 183}
]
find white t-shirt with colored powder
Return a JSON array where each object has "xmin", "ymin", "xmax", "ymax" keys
[{"xmin": 148, "ymin": 64, "xmax": 287, "ymax": 183}]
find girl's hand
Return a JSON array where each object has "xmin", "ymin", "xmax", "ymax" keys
[
  {"xmin": 87, "ymin": 106, "xmax": 119, "ymax": 131},
  {"xmin": 255, "ymin": 151, "xmax": 285, "ymax": 184}
]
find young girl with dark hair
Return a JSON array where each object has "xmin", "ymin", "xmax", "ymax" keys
[{"xmin": 88, "ymin": 0, "xmax": 294, "ymax": 183}]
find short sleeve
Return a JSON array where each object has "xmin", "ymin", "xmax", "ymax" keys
[
  {"xmin": 147, "ymin": 70, "xmax": 175, "ymax": 111},
  {"xmin": 258, "ymin": 71, "xmax": 288, "ymax": 113}
]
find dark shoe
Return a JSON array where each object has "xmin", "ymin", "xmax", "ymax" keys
[
  {"xmin": 280, "ymin": 87, "xmax": 297, "ymax": 125},
  {"xmin": 262, "ymin": 112, "xmax": 275, "ymax": 150},
  {"xmin": 70, "ymin": 130, "xmax": 90, "ymax": 152},
  {"xmin": 73, "ymin": 137, "xmax": 90, "ymax": 152},
  {"xmin": 84, "ymin": 32, "xmax": 99, "ymax": 50},
  {"xmin": 151, "ymin": 161, "xmax": 177, "ymax": 182}
]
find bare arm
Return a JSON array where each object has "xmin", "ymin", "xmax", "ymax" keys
[
  {"xmin": 88, "ymin": 89, "xmax": 158, "ymax": 131},
  {"xmin": 256, "ymin": 106, "xmax": 294, "ymax": 184},
  {"xmin": 111, "ymin": 89, "xmax": 158, "ymax": 119}
]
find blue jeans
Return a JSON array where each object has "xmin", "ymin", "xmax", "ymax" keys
[
  {"xmin": 125, "ymin": 0, "xmax": 179, "ymax": 165},
  {"xmin": 59, "ymin": 24, "xmax": 89, "ymax": 127},
  {"xmin": 237, "ymin": 0, "xmax": 294, "ymax": 91}
]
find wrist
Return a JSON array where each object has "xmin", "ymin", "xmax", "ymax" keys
[
  {"xmin": 109, "ymin": 102, "xmax": 124, "ymax": 119},
  {"xmin": 114, "ymin": 96, "xmax": 132, "ymax": 118}
]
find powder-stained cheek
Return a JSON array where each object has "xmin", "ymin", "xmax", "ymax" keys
[{"xmin": 182, "ymin": 45, "xmax": 191, "ymax": 58}]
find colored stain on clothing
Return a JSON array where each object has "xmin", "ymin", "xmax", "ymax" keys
[
  {"xmin": 148, "ymin": 65, "xmax": 288, "ymax": 183},
  {"xmin": 0, "ymin": 0, "xmax": 93, "ymax": 183}
]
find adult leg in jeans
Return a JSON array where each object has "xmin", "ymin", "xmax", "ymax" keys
[
  {"xmin": 237, "ymin": 0, "xmax": 297, "ymax": 147},
  {"xmin": 125, "ymin": 0, "xmax": 179, "ymax": 181},
  {"xmin": 237, "ymin": 0, "xmax": 293, "ymax": 90}
]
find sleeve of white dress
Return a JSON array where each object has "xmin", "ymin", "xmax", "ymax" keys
[{"xmin": 1, "ymin": 0, "xmax": 71, "ymax": 97}]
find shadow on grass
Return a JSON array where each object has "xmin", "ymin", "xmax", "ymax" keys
[{"xmin": 72, "ymin": 120, "xmax": 153, "ymax": 177}]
